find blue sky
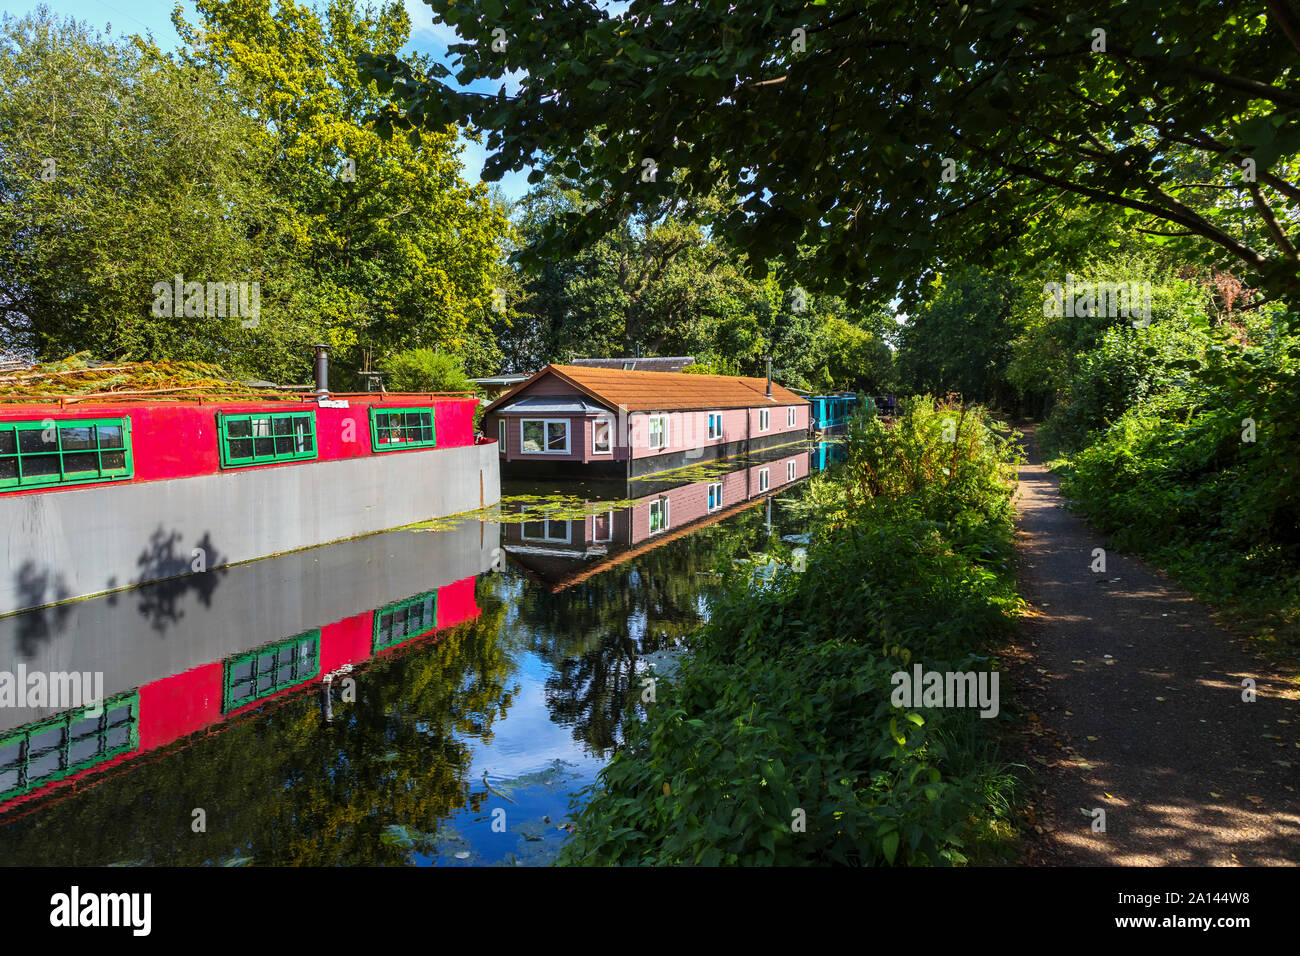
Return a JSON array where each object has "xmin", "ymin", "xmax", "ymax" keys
[{"xmin": 0, "ymin": 0, "xmax": 540, "ymax": 199}]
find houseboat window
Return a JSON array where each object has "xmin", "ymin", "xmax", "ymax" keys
[
  {"xmin": 370, "ymin": 406, "xmax": 436, "ymax": 451},
  {"xmin": 759, "ymin": 467, "xmax": 770, "ymax": 492},
  {"xmin": 758, "ymin": 409, "xmax": 770, "ymax": 431},
  {"xmin": 648, "ymin": 414, "xmax": 668, "ymax": 450},
  {"xmin": 0, "ymin": 417, "xmax": 133, "ymax": 490},
  {"xmin": 521, "ymin": 419, "xmax": 569, "ymax": 454},
  {"xmin": 707, "ymin": 413, "xmax": 723, "ymax": 440},
  {"xmin": 787, "ymin": 460, "xmax": 796, "ymax": 482},
  {"xmin": 648, "ymin": 496, "xmax": 670, "ymax": 534},
  {"xmin": 592, "ymin": 419, "xmax": 612, "ymax": 455},
  {"xmin": 497, "ymin": 418, "xmax": 506, "ymax": 451},
  {"xmin": 0, "ymin": 693, "xmax": 139, "ymax": 801},
  {"xmin": 593, "ymin": 510, "xmax": 614, "ymax": 542},
  {"xmin": 218, "ymin": 411, "xmax": 317, "ymax": 467},
  {"xmin": 787, "ymin": 407, "xmax": 796, "ymax": 427},
  {"xmin": 521, "ymin": 508, "xmax": 571, "ymax": 542},
  {"xmin": 373, "ymin": 590, "xmax": 438, "ymax": 652},
  {"xmin": 707, "ymin": 482, "xmax": 723, "ymax": 512},
  {"xmin": 222, "ymin": 630, "xmax": 320, "ymax": 712}
]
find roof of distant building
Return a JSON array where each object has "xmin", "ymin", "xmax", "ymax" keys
[
  {"xmin": 470, "ymin": 374, "xmax": 532, "ymax": 387},
  {"xmin": 483, "ymin": 363, "xmax": 807, "ymax": 415},
  {"xmin": 568, "ymin": 356, "xmax": 695, "ymax": 373}
]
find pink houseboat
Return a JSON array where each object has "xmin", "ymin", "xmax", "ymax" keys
[{"xmin": 483, "ymin": 364, "xmax": 810, "ymax": 479}]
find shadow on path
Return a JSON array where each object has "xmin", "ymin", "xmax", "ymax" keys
[{"xmin": 1010, "ymin": 425, "xmax": 1300, "ymax": 866}]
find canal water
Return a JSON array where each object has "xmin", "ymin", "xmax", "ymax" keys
[{"xmin": 0, "ymin": 442, "xmax": 838, "ymax": 866}]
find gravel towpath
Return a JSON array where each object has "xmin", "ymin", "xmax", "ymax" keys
[{"xmin": 1009, "ymin": 425, "xmax": 1300, "ymax": 865}]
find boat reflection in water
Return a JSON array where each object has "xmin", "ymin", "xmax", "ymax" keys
[
  {"xmin": 0, "ymin": 442, "xmax": 811, "ymax": 865},
  {"xmin": 810, "ymin": 438, "xmax": 848, "ymax": 473},
  {"xmin": 502, "ymin": 442, "xmax": 810, "ymax": 591}
]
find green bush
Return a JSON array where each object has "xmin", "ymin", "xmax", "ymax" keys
[
  {"xmin": 1045, "ymin": 316, "xmax": 1209, "ymax": 450},
  {"xmin": 558, "ymin": 398, "xmax": 1023, "ymax": 866},
  {"xmin": 1059, "ymin": 314, "xmax": 1300, "ymax": 643},
  {"xmin": 376, "ymin": 348, "xmax": 472, "ymax": 393}
]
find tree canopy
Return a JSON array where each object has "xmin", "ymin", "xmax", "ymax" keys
[
  {"xmin": 362, "ymin": 1, "xmax": 1300, "ymax": 309},
  {"xmin": 0, "ymin": 2, "xmax": 511, "ymax": 384},
  {"xmin": 493, "ymin": 172, "xmax": 895, "ymax": 390}
]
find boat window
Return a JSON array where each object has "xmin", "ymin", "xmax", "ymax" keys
[
  {"xmin": 371, "ymin": 406, "xmax": 436, "ymax": 451},
  {"xmin": 648, "ymin": 414, "xmax": 668, "ymax": 450},
  {"xmin": 373, "ymin": 591, "xmax": 438, "ymax": 652},
  {"xmin": 593, "ymin": 419, "xmax": 612, "ymax": 454},
  {"xmin": 0, "ymin": 418, "xmax": 133, "ymax": 490},
  {"xmin": 707, "ymin": 413, "xmax": 723, "ymax": 440},
  {"xmin": 521, "ymin": 506, "xmax": 572, "ymax": 542},
  {"xmin": 707, "ymin": 482, "xmax": 723, "ymax": 512},
  {"xmin": 649, "ymin": 496, "xmax": 670, "ymax": 534},
  {"xmin": 520, "ymin": 418, "xmax": 570, "ymax": 454},
  {"xmin": 218, "ymin": 410, "xmax": 317, "ymax": 467},
  {"xmin": 222, "ymin": 631, "xmax": 320, "ymax": 712},
  {"xmin": 0, "ymin": 694, "xmax": 139, "ymax": 800}
]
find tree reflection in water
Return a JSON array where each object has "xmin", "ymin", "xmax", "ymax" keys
[
  {"xmin": 0, "ymin": 490, "xmax": 800, "ymax": 865},
  {"xmin": 519, "ymin": 504, "xmax": 774, "ymax": 754}
]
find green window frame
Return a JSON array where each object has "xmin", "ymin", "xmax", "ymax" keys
[
  {"xmin": 0, "ymin": 692, "xmax": 139, "ymax": 801},
  {"xmin": 221, "ymin": 629, "xmax": 321, "ymax": 713},
  {"xmin": 0, "ymin": 417, "xmax": 132, "ymax": 490},
  {"xmin": 372, "ymin": 590, "xmax": 438, "ymax": 653},
  {"xmin": 369, "ymin": 406, "xmax": 436, "ymax": 452},
  {"xmin": 217, "ymin": 410, "xmax": 317, "ymax": 468}
]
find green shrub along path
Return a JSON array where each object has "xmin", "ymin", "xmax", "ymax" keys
[
  {"xmin": 1012, "ymin": 425, "xmax": 1300, "ymax": 865},
  {"xmin": 558, "ymin": 399, "xmax": 1024, "ymax": 866}
]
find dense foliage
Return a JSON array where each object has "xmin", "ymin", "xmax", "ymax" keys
[
  {"xmin": 0, "ymin": 2, "xmax": 510, "ymax": 384},
  {"xmin": 0, "ymin": 14, "xmax": 281, "ymax": 367},
  {"xmin": 1054, "ymin": 310, "xmax": 1300, "ymax": 644},
  {"xmin": 559, "ymin": 399, "xmax": 1023, "ymax": 865},
  {"xmin": 493, "ymin": 175, "xmax": 895, "ymax": 389},
  {"xmin": 894, "ymin": 268, "xmax": 1024, "ymax": 408},
  {"xmin": 376, "ymin": 348, "xmax": 472, "ymax": 393},
  {"xmin": 365, "ymin": 1, "xmax": 1300, "ymax": 309}
]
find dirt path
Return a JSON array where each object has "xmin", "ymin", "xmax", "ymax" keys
[{"xmin": 1009, "ymin": 425, "xmax": 1300, "ymax": 865}]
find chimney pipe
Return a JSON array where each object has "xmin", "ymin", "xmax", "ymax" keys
[
  {"xmin": 313, "ymin": 344, "xmax": 330, "ymax": 397},
  {"xmin": 765, "ymin": 355, "xmax": 772, "ymax": 398}
]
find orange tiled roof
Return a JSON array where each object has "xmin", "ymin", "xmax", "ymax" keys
[{"xmin": 485, "ymin": 364, "xmax": 808, "ymax": 414}]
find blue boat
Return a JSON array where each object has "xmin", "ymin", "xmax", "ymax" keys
[{"xmin": 810, "ymin": 393, "xmax": 861, "ymax": 432}]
